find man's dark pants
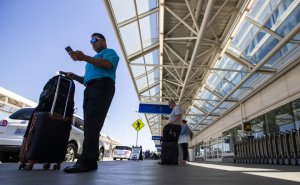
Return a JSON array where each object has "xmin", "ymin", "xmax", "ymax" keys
[{"xmin": 81, "ymin": 78, "xmax": 115, "ymax": 165}]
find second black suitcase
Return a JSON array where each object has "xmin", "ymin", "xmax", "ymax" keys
[
  {"xmin": 160, "ymin": 141, "xmax": 178, "ymax": 165},
  {"xmin": 162, "ymin": 123, "xmax": 181, "ymax": 142}
]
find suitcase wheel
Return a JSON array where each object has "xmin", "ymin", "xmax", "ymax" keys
[
  {"xmin": 43, "ymin": 163, "xmax": 51, "ymax": 170},
  {"xmin": 18, "ymin": 163, "xmax": 25, "ymax": 170},
  {"xmin": 24, "ymin": 164, "xmax": 33, "ymax": 171},
  {"xmin": 53, "ymin": 164, "xmax": 61, "ymax": 170}
]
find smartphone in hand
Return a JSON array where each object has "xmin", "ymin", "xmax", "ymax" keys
[{"xmin": 65, "ymin": 46, "xmax": 73, "ymax": 54}]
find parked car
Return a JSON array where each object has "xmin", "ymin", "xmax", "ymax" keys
[
  {"xmin": 0, "ymin": 108, "xmax": 105, "ymax": 162},
  {"xmin": 112, "ymin": 146, "xmax": 132, "ymax": 160}
]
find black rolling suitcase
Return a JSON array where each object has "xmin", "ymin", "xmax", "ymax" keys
[
  {"xmin": 160, "ymin": 123, "xmax": 181, "ymax": 165},
  {"xmin": 19, "ymin": 75, "xmax": 75, "ymax": 170}
]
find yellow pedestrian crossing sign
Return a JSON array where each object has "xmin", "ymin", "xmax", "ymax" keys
[{"xmin": 132, "ymin": 119, "xmax": 144, "ymax": 132}]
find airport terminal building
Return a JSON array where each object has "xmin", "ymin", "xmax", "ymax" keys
[{"xmin": 104, "ymin": 0, "xmax": 300, "ymax": 164}]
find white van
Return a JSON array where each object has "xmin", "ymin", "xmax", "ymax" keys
[{"xmin": 0, "ymin": 108, "xmax": 105, "ymax": 162}]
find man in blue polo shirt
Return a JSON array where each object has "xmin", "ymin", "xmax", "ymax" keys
[{"xmin": 63, "ymin": 33, "xmax": 119, "ymax": 173}]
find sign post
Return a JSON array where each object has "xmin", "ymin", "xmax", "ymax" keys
[
  {"xmin": 132, "ymin": 119, "xmax": 144, "ymax": 146},
  {"xmin": 129, "ymin": 146, "xmax": 142, "ymax": 160}
]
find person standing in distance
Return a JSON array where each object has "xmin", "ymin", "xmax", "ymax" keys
[
  {"xmin": 63, "ymin": 33, "xmax": 119, "ymax": 173},
  {"xmin": 178, "ymin": 120, "xmax": 192, "ymax": 164}
]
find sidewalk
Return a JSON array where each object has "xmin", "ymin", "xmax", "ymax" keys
[{"xmin": 0, "ymin": 160, "xmax": 299, "ymax": 185}]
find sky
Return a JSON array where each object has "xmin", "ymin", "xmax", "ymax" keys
[{"xmin": 0, "ymin": 0, "xmax": 156, "ymax": 151}]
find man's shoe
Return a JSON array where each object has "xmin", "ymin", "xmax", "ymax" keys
[{"xmin": 63, "ymin": 163, "xmax": 97, "ymax": 173}]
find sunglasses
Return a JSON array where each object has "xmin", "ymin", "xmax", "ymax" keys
[{"xmin": 90, "ymin": 37, "xmax": 102, "ymax": 44}]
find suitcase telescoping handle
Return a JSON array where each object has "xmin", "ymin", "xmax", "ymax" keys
[
  {"xmin": 50, "ymin": 76, "xmax": 73, "ymax": 119},
  {"xmin": 57, "ymin": 71, "xmax": 67, "ymax": 76},
  {"xmin": 57, "ymin": 71, "xmax": 75, "ymax": 81}
]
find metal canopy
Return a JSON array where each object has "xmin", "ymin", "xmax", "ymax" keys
[{"xmin": 104, "ymin": 0, "xmax": 300, "ymax": 140}]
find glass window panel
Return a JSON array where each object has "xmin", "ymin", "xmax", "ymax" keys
[
  {"xmin": 231, "ymin": 88, "xmax": 243, "ymax": 99},
  {"xmin": 244, "ymin": 37, "xmax": 276, "ymax": 64},
  {"xmin": 131, "ymin": 57, "xmax": 145, "ymax": 78},
  {"xmin": 139, "ymin": 13, "xmax": 159, "ymax": 49},
  {"xmin": 136, "ymin": 0, "xmax": 158, "ymax": 15},
  {"xmin": 266, "ymin": 103, "xmax": 295, "ymax": 133},
  {"xmin": 242, "ymin": 31, "xmax": 269, "ymax": 65},
  {"xmin": 254, "ymin": 0, "xmax": 280, "ymax": 25},
  {"xmin": 207, "ymin": 73, "xmax": 221, "ymax": 89},
  {"xmin": 141, "ymin": 91, "xmax": 150, "ymax": 101},
  {"xmin": 190, "ymin": 106, "xmax": 204, "ymax": 115},
  {"xmin": 264, "ymin": 0, "xmax": 293, "ymax": 29},
  {"xmin": 146, "ymin": 66, "xmax": 154, "ymax": 72},
  {"xmin": 220, "ymin": 81, "xmax": 233, "ymax": 95},
  {"xmin": 120, "ymin": 22, "xmax": 141, "ymax": 55},
  {"xmin": 149, "ymin": 85, "xmax": 160, "ymax": 97},
  {"xmin": 264, "ymin": 42, "xmax": 296, "ymax": 68},
  {"xmin": 231, "ymin": 21, "xmax": 250, "ymax": 47},
  {"xmin": 147, "ymin": 70, "xmax": 158, "ymax": 85},
  {"xmin": 292, "ymin": 98, "xmax": 300, "ymax": 129},
  {"xmin": 248, "ymin": 116, "xmax": 266, "ymax": 138},
  {"xmin": 222, "ymin": 128, "xmax": 236, "ymax": 154},
  {"xmin": 110, "ymin": 0, "xmax": 136, "ymax": 23},
  {"xmin": 131, "ymin": 65, "xmax": 146, "ymax": 79},
  {"xmin": 144, "ymin": 49, "xmax": 159, "ymax": 72},
  {"xmin": 276, "ymin": 4, "xmax": 300, "ymax": 38},
  {"xmin": 231, "ymin": 21, "xmax": 259, "ymax": 53},
  {"xmin": 136, "ymin": 76, "xmax": 148, "ymax": 91},
  {"xmin": 248, "ymin": 0, "xmax": 265, "ymax": 19},
  {"xmin": 145, "ymin": 49, "xmax": 159, "ymax": 65},
  {"xmin": 235, "ymin": 124, "xmax": 243, "ymax": 143}
]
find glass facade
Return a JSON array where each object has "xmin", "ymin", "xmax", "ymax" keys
[
  {"xmin": 266, "ymin": 103, "xmax": 295, "ymax": 133},
  {"xmin": 196, "ymin": 98, "xmax": 300, "ymax": 161}
]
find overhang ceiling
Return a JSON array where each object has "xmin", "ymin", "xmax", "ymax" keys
[{"xmin": 104, "ymin": 0, "xmax": 300, "ymax": 145}]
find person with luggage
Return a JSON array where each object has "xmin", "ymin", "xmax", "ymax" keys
[
  {"xmin": 63, "ymin": 33, "xmax": 119, "ymax": 173},
  {"xmin": 178, "ymin": 120, "xmax": 192, "ymax": 164},
  {"xmin": 159, "ymin": 99, "xmax": 182, "ymax": 165}
]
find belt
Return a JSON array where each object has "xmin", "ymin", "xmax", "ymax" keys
[{"xmin": 86, "ymin": 78, "xmax": 114, "ymax": 86}]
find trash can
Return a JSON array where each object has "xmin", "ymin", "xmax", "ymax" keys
[{"xmin": 188, "ymin": 148, "xmax": 195, "ymax": 161}]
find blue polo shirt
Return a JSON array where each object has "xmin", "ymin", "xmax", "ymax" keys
[{"xmin": 84, "ymin": 48, "xmax": 119, "ymax": 84}]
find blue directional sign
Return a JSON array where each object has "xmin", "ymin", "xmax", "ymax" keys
[
  {"xmin": 152, "ymin": 136, "xmax": 162, "ymax": 140},
  {"xmin": 138, "ymin": 102, "xmax": 172, "ymax": 114},
  {"xmin": 155, "ymin": 144, "xmax": 162, "ymax": 148}
]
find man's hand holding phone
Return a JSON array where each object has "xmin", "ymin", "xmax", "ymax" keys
[
  {"xmin": 65, "ymin": 46, "xmax": 86, "ymax": 61},
  {"xmin": 65, "ymin": 46, "xmax": 73, "ymax": 54}
]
